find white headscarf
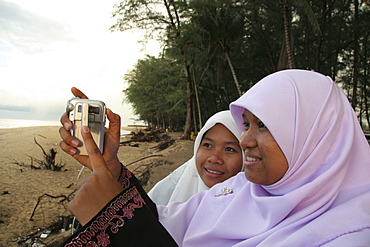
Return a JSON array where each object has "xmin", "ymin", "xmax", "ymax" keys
[
  {"xmin": 148, "ymin": 110, "xmax": 242, "ymax": 205},
  {"xmin": 158, "ymin": 69, "xmax": 370, "ymax": 246}
]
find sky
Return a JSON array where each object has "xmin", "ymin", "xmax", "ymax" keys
[{"xmin": 0, "ymin": 0, "xmax": 160, "ymax": 126}]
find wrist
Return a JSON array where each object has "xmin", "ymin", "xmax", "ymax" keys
[{"xmin": 106, "ymin": 157, "xmax": 122, "ymax": 180}]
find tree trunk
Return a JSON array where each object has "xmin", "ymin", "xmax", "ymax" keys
[
  {"xmin": 364, "ymin": 32, "xmax": 370, "ymax": 127},
  {"xmin": 164, "ymin": 0, "xmax": 192, "ymax": 138},
  {"xmin": 192, "ymin": 99, "xmax": 198, "ymax": 135},
  {"xmin": 224, "ymin": 49, "xmax": 242, "ymax": 96},
  {"xmin": 192, "ymin": 67, "xmax": 202, "ymax": 130},
  {"xmin": 315, "ymin": 0, "xmax": 326, "ymax": 71},
  {"xmin": 182, "ymin": 43, "xmax": 192, "ymax": 140},
  {"xmin": 351, "ymin": 0, "xmax": 359, "ymax": 110},
  {"xmin": 282, "ymin": 0, "xmax": 295, "ymax": 69},
  {"xmin": 278, "ymin": 38, "xmax": 288, "ymax": 70},
  {"xmin": 184, "ymin": 77, "xmax": 192, "ymax": 139}
]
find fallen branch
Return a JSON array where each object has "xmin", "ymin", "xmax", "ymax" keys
[
  {"xmin": 34, "ymin": 137, "xmax": 48, "ymax": 157},
  {"xmin": 154, "ymin": 139, "xmax": 175, "ymax": 151},
  {"xmin": 17, "ymin": 215, "xmax": 74, "ymax": 246},
  {"xmin": 125, "ymin": 154, "xmax": 163, "ymax": 167},
  {"xmin": 29, "ymin": 190, "xmax": 76, "ymax": 221}
]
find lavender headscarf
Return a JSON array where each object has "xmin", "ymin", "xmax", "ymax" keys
[{"xmin": 158, "ymin": 69, "xmax": 370, "ymax": 246}]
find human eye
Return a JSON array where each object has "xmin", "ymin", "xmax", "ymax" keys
[
  {"xmin": 225, "ymin": 147, "xmax": 236, "ymax": 152},
  {"xmin": 243, "ymin": 122, "xmax": 250, "ymax": 130},
  {"xmin": 202, "ymin": 142, "xmax": 212, "ymax": 148},
  {"xmin": 258, "ymin": 121, "xmax": 267, "ymax": 129}
]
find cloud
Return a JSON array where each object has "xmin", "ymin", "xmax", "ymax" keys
[
  {"xmin": 0, "ymin": 0, "xmax": 74, "ymax": 54},
  {"xmin": 0, "ymin": 104, "xmax": 31, "ymax": 112},
  {"xmin": 0, "ymin": 0, "xmax": 160, "ymax": 126}
]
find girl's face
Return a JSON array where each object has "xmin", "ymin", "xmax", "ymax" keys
[
  {"xmin": 240, "ymin": 109, "xmax": 288, "ymax": 185},
  {"xmin": 196, "ymin": 123, "xmax": 243, "ymax": 188}
]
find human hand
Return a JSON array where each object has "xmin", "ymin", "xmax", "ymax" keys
[
  {"xmin": 59, "ymin": 87, "xmax": 122, "ymax": 180},
  {"xmin": 68, "ymin": 125, "xmax": 123, "ymax": 226}
]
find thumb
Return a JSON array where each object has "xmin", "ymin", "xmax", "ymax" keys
[{"xmin": 81, "ymin": 126, "xmax": 109, "ymax": 174}]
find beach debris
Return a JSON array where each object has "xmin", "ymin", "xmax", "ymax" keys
[
  {"xmin": 13, "ymin": 138, "xmax": 66, "ymax": 171},
  {"xmin": 125, "ymin": 155, "xmax": 164, "ymax": 186},
  {"xmin": 133, "ymin": 164, "xmax": 151, "ymax": 186},
  {"xmin": 131, "ymin": 160, "xmax": 171, "ymax": 186},
  {"xmin": 16, "ymin": 215, "xmax": 74, "ymax": 247},
  {"xmin": 120, "ymin": 129, "xmax": 175, "ymax": 151},
  {"xmin": 153, "ymin": 138, "xmax": 175, "ymax": 151},
  {"xmin": 125, "ymin": 154, "xmax": 164, "ymax": 167},
  {"xmin": 32, "ymin": 138, "xmax": 66, "ymax": 171},
  {"xmin": 29, "ymin": 192, "xmax": 75, "ymax": 221}
]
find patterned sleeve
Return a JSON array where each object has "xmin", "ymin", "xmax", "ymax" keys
[{"xmin": 61, "ymin": 165, "xmax": 178, "ymax": 247}]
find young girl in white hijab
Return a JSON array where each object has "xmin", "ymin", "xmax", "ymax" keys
[
  {"xmin": 60, "ymin": 69, "xmax": 370, "ymax": 246},
  {"xmin": 148, "ymin": 110, "xmax": 243, "ymax": 205}
]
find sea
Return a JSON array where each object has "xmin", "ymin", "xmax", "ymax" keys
[
  {"xmin": 0, "ymin": 118, "xmax": 60, "ymax": 129},
  {"xmin": 0, "ymin": 118, "xmax": 132, "ymax": 135}
]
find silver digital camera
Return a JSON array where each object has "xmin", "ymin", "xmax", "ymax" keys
[{"xmin": 66, "ymin": 98, "xmax": 106, "ymax": 155}]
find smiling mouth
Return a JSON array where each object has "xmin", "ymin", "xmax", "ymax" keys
[
  {"xmin": 205, "ymin": 168, "xmax": 224, "ymax": 175},
  {"xmin": 246, "ymin": 156, "xmax": 261, "ymax": 162}
]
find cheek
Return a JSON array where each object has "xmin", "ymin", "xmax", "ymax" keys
[
  {"xmin": 244, "ymin": 166, "xmax": 268, "ymax": 184},
  {"xmin": 274, "ymin": 155, "xmax": 288, "ymax": 179},
  {"xmin": 265, "ymin": 140, "xmax": 288, "ymax": 182},
  {"xmin": 195, "ymin": 150, "xmax": 206, "ymax": 170},
  {"xmin": 226, "ymin": 156, "xmax": 243, "ymax": 173}
]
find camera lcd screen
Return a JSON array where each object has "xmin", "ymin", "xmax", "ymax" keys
[
  {"xmin": 77, "ymin": 105, "xmax": 100, "ymax": 114},
  {"xmin": 89, "ymin": 106, "xmax": 100, "ymax": 114}
]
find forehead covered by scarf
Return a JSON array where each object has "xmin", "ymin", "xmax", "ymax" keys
[
  {"xmin": 193, "ymin": 110, "xmax": 241, "ymax": 155},
  {"xmin": 230, "ymin": 69, "xmax": 369, "ymax": 195}
]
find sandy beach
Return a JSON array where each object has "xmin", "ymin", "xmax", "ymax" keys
[{"xmin": 0, "ymin": 126, "xmax": 193, "ymax": 246}]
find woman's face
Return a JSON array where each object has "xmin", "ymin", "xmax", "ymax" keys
[
  {"xmin": 196, "ymin": 123, "xmax": 243, "ymax": 188},
  {"xmin": 240, "ymin": 109, "xmax": 288, "ymax": 185}
]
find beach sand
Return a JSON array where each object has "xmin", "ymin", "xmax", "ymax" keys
[{"xmin": 0, "ymin": 126, "xmax": 193, "ymax": 246}]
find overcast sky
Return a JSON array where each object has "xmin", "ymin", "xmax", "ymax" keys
[{"xmin": 0, "ymin": 0, "xmax": 160, "ymax": 126}]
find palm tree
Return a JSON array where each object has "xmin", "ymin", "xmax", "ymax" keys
[{"xmin": 279, "ymin": 0, "xmax": 321, "ymax": 70}]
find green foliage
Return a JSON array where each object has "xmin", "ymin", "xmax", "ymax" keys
[
  {"xmin": 112, "ymin": 0, "xmax": 370, "ymax": 130},
  {"xmin": 124, "ymin": 56, "xmax": 186, "ymax": 130}
]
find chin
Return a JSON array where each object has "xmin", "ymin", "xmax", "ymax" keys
[{"xmin": 244, "ymin": 173, "xmax": 262, "ymax": 185}]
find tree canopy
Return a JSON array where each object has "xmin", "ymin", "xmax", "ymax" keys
[{"xmin": 112, "ymin": 0, "xmax": 370, "ymax": 136}]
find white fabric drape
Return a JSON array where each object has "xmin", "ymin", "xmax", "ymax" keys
[{"xmin": 148, "ymin": 110, "xmax": 242, "ymax": 205}]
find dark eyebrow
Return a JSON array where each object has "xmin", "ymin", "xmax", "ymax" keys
[
  {"xmin": 202, "ymin": 137, "xmax": 239, "ymax": 147},
  {"xmin": 202, "ymin": 137, "xmax": 214, "ymax": 142},
  {"xmin": 225, "ymin": 141, "xmax": 240, "ymax": 147}
]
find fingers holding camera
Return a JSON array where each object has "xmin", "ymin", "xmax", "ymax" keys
[
  {"xmin": 81, "ymin": 126, "xmax": 106, "ymax": 170},
  {"xmin": 68, "ymin": 126, "xmax": 123, "ymax": 226},
  {"xmin": 59, "ymin": 111, "xmax": 93, "ymax": 169},
  {"xmin": 103, "ymin": 109, "xmax": 121, "ymax": 154},
  {"xmin": 59, "ymin": 112, "xmax": 79, "ymax": 154},
  {"xmin": 71, "ymin": 87, "xmax": 88, "ymax": 99},
  {"xmin": 107, "ymin": 108, "xmax": 121, "ymax": 139},
  {"xmin": 59, "ymin": 129, "xmax": 79, "ymax": 155},
  {"xmin": 102, "ymin": 109, "xmax": 122, "ymax": 180},
  {"xmin": 60, "ymin": 112, "xmax": 72, "ymax": 131}
]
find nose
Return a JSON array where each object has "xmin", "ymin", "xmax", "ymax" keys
[
  {"xmin": 240, "ymin": 129, "xmax": 257, "ymax": 150},
  {"xmin": 207, "ymin": 149, "xmax": 224, "ymax": 165}
]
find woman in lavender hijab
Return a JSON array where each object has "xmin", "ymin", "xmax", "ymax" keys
[{"xmin": 60, "ymin": 69, "xmax": 370, "ymax": 246}]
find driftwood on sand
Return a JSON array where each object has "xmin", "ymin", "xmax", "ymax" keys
[
  {"xmin": 120, "ymin": 129, "xmax": 174, "ymax": 149},
  {"xmin": 29, "ymin": 191, "xmax": 76, "ymax": 221},
  {"xmin": 13, "ymin": 137, "xmax": 66, "ymax": 171}
]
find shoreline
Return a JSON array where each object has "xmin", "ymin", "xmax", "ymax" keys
[{"xmin": 0, "ymin": 123, "xmax": 148, "ymax": 132}]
